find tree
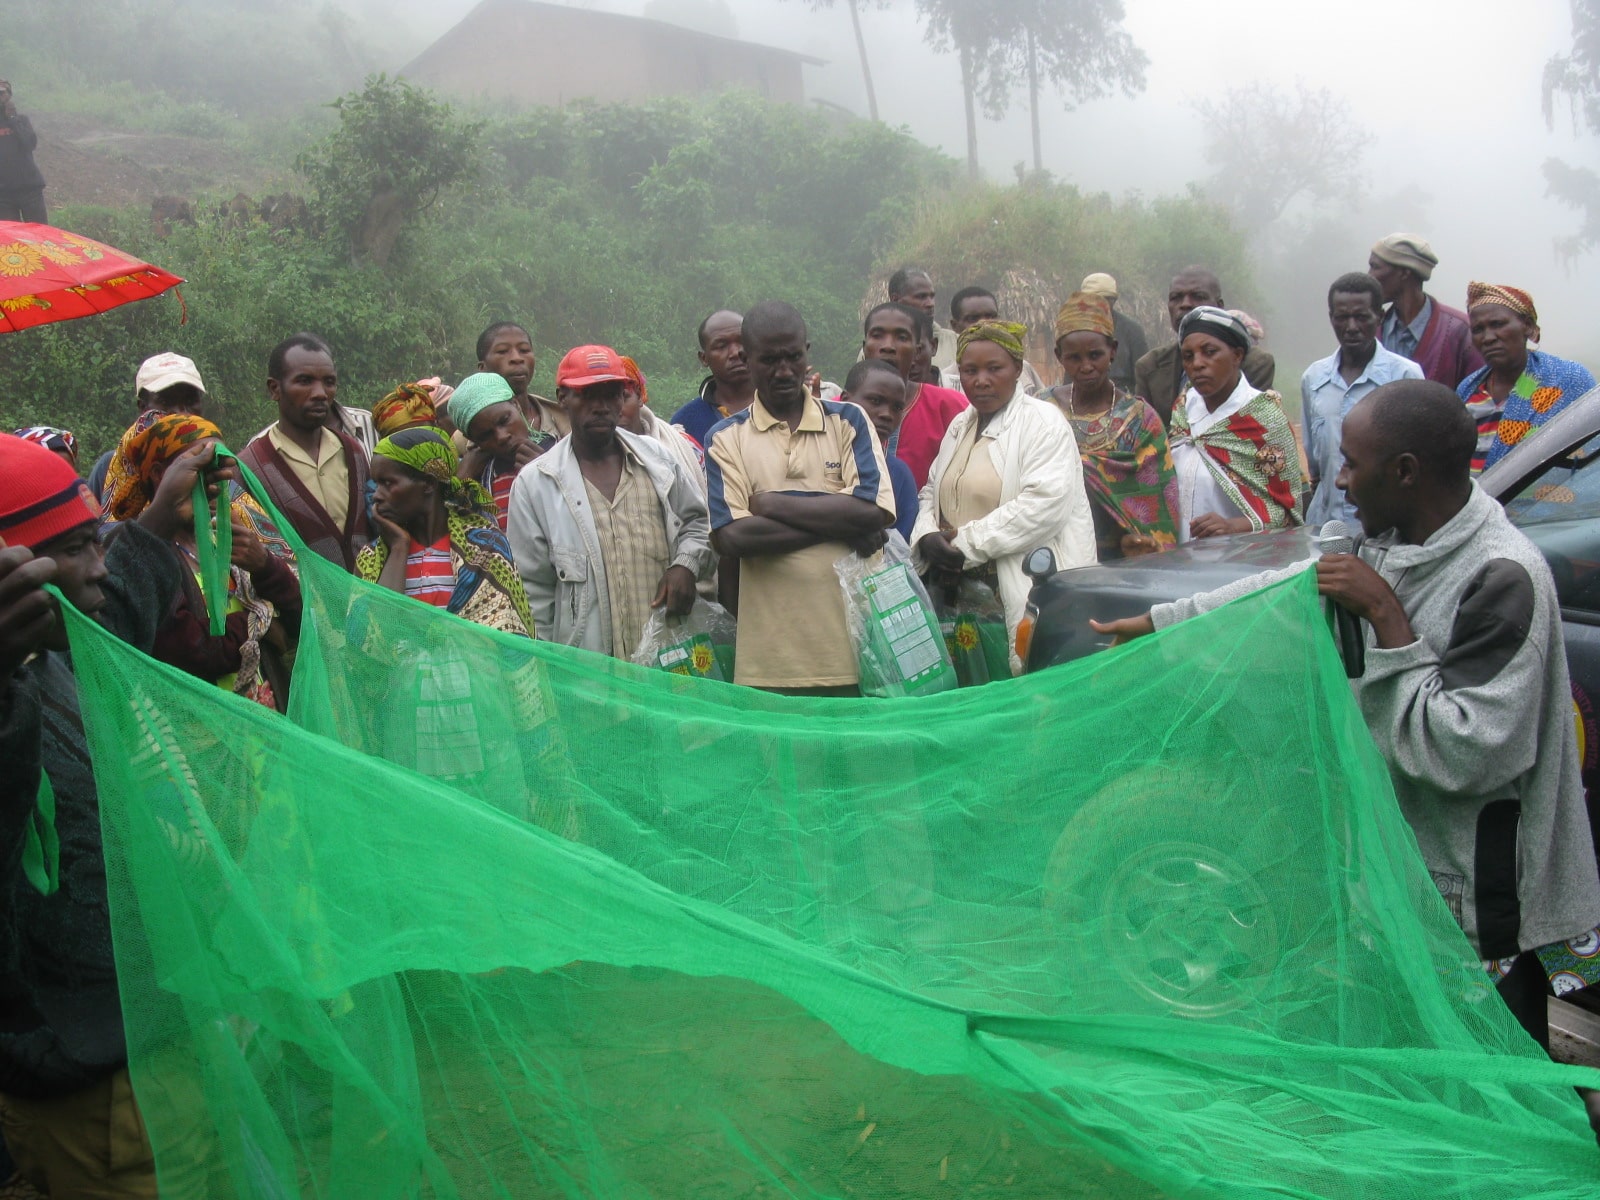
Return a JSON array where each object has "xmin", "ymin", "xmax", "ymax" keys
[
  {"xmin": 993, "ymin": 1, "xmax": 1147, "ymax": 174},
  {"xmin": 1543, "ymin": 0, "xmax": 1600, "ymax": 257},
  {"xmin": 916, "ymin": 0, "xmax": 1009, "ymax": 180},
  {"xmin": 297, "ymin": 75, "xmax": 483, "ymax": 266},
  {"xmin": 1191, "ymin": 83, "xmax": 1372, "ymax": 230},
  {"xmin": 917, "ymin": 1, "xmax": 1145, "ymax": 180},
  {"xmin": 791, "ymin": 0, "xmax": 889, "ymax": 123}
]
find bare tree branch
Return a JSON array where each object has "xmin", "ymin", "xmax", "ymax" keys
[{"xmin": 1192, "ymin": 82, "xmax": 1371, "ymax": 229}]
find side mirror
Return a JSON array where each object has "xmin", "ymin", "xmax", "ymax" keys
[{"xmin": 1023, "ymin": 547, "xmax": 1056, "ymax": 585}]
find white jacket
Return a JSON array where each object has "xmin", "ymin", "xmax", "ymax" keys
[
  {"xmin": 911, "ymin": 391, "xmax": 1097, "ymax": 657},
  {"xmin": 638, "ymin": 405, "xmax": 706, "ymax": 498},
  {"xmin": 507, "ymin": 430, "xmax": 716, "ymax": 657}
]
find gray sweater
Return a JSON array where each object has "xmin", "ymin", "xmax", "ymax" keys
[{"xmin": 1153, "ymin": 484, "xmax": 1600, "ymax": 957}]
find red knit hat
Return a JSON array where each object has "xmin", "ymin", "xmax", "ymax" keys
[{"xmin": 0, "ymin": 434, "xmax": 101, "ymax": 550}]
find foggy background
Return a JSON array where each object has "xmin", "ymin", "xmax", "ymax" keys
[{"xmin": 370, "ymin": 0, "xmax": 1600, "ymax": 367}]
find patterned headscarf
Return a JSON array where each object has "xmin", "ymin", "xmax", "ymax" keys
[
  {"xmin": 104, "ymin": 411, "xmax": 224, "ymax": 522},
  {"xmin": 374, "ymin": 426, "xmax": 459, "ymax": 482},
  {"xmin": 1466, "ymin": 282, "xmax": 1538, "ymax": 325},
  {"xmin": 620, "ymin": 356, "xmax": 649, "ymax": 407},
  {"xmin": 1054, "ymin": 293, "xmax": 1115, "ymax": 341},
  {"xmin": 13, "ymin": 426, "xmax": 78, "ymax": 465},
  {"xmin": 371, "ymin": 383, "xmax": 439, "ymax": 438},
  {"xmin": 957, "ymin": 320, "xmax": 1029, "ymax": 365},
  {"xmin": 1226, "ymin": 309, "xmax": 1265, "ymax": 346},
  {"xmin": 373, "ymin": 426, "xmax": 495, "ymax": 518},
  {"xmin": 418, "ymin": 377, "xmax": 455, "ymax": 410},
  {"xmin": 1178, "ymin": 306, "xmax": 1252, "ymax": 354}
]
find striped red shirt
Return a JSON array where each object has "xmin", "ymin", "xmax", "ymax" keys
[
  {"xmin": 489, "ymin": 467, "xmax": 515, "ymax": 532},
  {"xmin": 404, "ymin": 537, "xmax": 455, "ymax": 609}
]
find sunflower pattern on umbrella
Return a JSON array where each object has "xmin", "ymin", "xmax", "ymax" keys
[{"xmin": 0, "ymin": 222, "xmax": 182, "ymax": 333}]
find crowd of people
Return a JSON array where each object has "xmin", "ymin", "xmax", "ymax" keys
[{"xmin": 3, "ymin": 231, "xmax": 1600, "ymax": 1192}]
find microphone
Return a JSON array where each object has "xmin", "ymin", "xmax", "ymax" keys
[{"xmin": 1318, "ymin": 519, "xmax": 1365, "ymax": 679}]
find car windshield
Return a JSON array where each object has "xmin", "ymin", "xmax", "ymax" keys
[{"xmin": 1505, "ymin": 432, "xmax": 1600, "ymax": 610}]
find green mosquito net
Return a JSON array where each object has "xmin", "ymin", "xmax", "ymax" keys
[{"xmin": 61, "ymin": 480, "xmax": 1600, "ymax": 1199}]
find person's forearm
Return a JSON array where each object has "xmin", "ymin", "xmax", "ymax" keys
[
  {"xmin": 753, "ymin": 493, "xmax": 887, "ymax": 540},
  {"xmin": 155, "ymin": 610, "xmax": 248, "ymax": 678},
  {"xmin": 713, "ymin": 517, "xmax": 824, "ymax": 558},
  {"xmin": 1365, "ymin": 593, "xmax": 1416, "ymax": 649},
  {"xmin": 1151, "ymin": 560, "xmax": 1313, "ymax": 629},
  {"xmin": 459, "ymin": 444, "xmax": 490, "ymax": 483},
  {"xmin": 377, "ymin": 549, "xmax": 409, "ymax": 595}
]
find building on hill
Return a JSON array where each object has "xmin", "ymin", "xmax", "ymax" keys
[{"xmin": 401, "ymin": 0, "xmax": 825, "ymax": 109}]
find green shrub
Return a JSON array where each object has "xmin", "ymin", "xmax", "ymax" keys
[{"xmin": 0, "ymin": 89, "xmax": 1253, "ymax": 461}]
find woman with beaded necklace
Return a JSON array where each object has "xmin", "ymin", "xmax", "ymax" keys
[{"xmin": 1045, "ymin": 292, "xmax": 1179, "ymax": 559}]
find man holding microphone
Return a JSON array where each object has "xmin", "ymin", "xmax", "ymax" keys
[{"xmin": 1092, "ymin": 379, "xmax": 1600, "ymax": 1137}]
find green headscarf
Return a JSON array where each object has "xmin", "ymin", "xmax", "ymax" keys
[
  {"xmin": 957, "ymin": 320, "xmax": 1029, "ymax": 365},
  {"xmin": 372, "ymin": 427, "xmax": 496, "ymax": 519},
  {"xmin": 449, "ymin": 372, "xmax": 516, "ymax": 437},
  {"xmin": 374, "ymin": 426, "xmax": 459, "ymax": 482}
]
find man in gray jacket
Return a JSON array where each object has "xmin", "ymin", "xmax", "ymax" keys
[
  {"xmin": 1093, "ymin": 380, "xmax": 1600, "ymax": 1072},
  {"xmin": 507, "ymin": 344, "xmax": 715, "ymax": 659}
]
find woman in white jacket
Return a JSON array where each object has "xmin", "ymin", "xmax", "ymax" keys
[{"xmin": 911, "ymin": 320, "xmax": 1097, "ymax": 672}]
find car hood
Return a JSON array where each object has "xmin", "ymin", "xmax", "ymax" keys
[
  {"xmin": 1026, "ymin": 527, "xmax": 1322, "ymax": 670},
  {"xmin": 1070, "ymin": 527, "xmax": 1321, "ymax": 581}
]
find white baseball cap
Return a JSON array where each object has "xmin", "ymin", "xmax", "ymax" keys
[
  {"xmin": 135, "ymin": 352, "xmax": 206, "ymax": 397},
  {"xmin": 1080, "ymin": 273, "xmax": 1119, "ymax": 301}
]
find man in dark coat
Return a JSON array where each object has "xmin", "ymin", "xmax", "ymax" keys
[
  {"xmin": 1133, "ymin": 266, "xmax": 1276, "ymax": 425},
  {"xmin": 0, "ymin": 81, "xmax": 46, "ymax": 224}
]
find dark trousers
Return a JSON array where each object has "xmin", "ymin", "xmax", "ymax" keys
[{"xmin": 0, "ymin": 188, "xmax": 47, "ymax": 223}]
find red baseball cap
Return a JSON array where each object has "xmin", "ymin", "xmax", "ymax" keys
[
  {"xmin": 556, "ymin": 345, "xmax": 630, "ymax": 389},
  {"xmin": 0, "ymin": 434, "xmax": 101, "ymax": 550}
]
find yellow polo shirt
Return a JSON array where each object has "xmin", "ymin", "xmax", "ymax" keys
[
  {"xmin": 266, "ymin": 423, "xmax": 350, "ymax": 530},
  {"xmin": 706, "ymin": 395, "xmax": 896, "ymax": 688}
]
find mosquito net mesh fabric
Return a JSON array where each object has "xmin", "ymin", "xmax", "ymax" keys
[{"xmin": 60, "ymin": 477, "xmax": 1600, "ymax": 1199}]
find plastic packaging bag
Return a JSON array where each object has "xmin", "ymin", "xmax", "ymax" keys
[
  {"xmin": 931, "ymin": 577, "xmax": 1012, "ymax": 686},
  {"xmin": 632, "ymin": 598, "xmax": 737, "ymax": 682},
  {"xmin": 835, "ymin": 535, "xmax": 956, "ymax": 699}
]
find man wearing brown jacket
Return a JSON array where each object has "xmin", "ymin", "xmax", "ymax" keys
[
  {"xmin": 238, "ymin": 334, "xmax": 370, "ymax": 571},
  {"xmin": 1134, "ymin": 266, "xmax": 1276, "ymax": 425}
]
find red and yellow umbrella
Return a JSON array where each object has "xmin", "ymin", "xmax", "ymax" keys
[{"xmin": 0, "ymin": 220, "xmax": 184, "ymax": 334}]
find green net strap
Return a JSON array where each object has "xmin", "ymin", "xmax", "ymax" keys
[
  {"xmin": 190, "ymin": 441, "xmax": 308, "ymax": 634},
  {"xmin": 191, "ymin": 475, "xmax": 231, "ymax": 636},
  {"xmin": 21, "ymin": 766, "xmax": 58, "ymax": 897}
]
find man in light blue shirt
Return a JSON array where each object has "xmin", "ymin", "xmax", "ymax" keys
[
  {"xmin": 1302, "ymin": 272, "xmax": 1423, "ymax": 527},
  {"xmin": 1381, "ymin": 294, "xmax": 1431, "ymax": 360}
]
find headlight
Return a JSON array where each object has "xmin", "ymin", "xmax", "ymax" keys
[{"xmin": 1013, "ymin": 609, "xmax": 1036, "ymax": 668}]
